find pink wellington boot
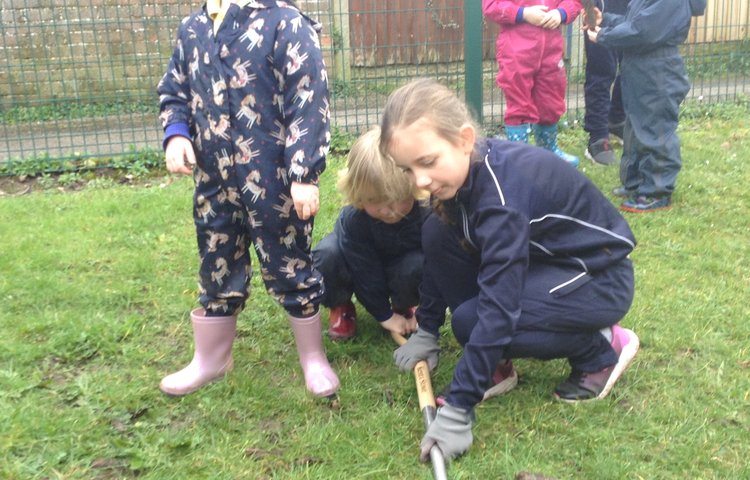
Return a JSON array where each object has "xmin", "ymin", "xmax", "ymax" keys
[
  {"xmin": 159, "ymin": 308, "xmax": 237, "ymax": 396},
  {"xmin": 288, "ymin": 311, "xmax": 340, "ymax": 398}
]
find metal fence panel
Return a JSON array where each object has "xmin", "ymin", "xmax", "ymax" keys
[{"xmin": 0, "ymin": 0, "xmax": 748, "ymax": 166}]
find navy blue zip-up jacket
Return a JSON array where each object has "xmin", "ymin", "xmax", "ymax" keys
[
  {"xmin": 597, "ymin": 0, "xmax": 706, "ymax": 54},
  {"xmin": 336, "ymin": 201, "xmax": 430, "ymax": 321},
  {"xmin": 599, "ymin": 0, "xmax": 629, "ymax": 16},
  {"xmin": 420, "ymin": 138, "xmax": 636, "ymax": 409}
]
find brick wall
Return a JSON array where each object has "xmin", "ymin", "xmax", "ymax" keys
[
  {"xmin": 298, "ymin": 0, "xmax": 336, "ymax": 73},
  {"xmin": 0, "ymin": 0, "xmax": 335, "ymax": 108}
]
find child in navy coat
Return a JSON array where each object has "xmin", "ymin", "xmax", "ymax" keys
[
  {"xmin": 313, "ymin": 128, "xmax": 429, "ymax": 340},
  {"xmin": 587, "ymin": 0, "xmax": 706, "ymax": 211},
  {"xmin": 381, "ymin": 78, "xmax": 640, "ymax": 461}
]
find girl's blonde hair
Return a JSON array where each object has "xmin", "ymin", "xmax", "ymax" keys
[
  {"xmin": 379, "ymin": 78, "xmax": 480, "ymax": 226},
  {"xmin": 379, "ymin": 78, "xmax": 479, "ymax": 156},
  {"xmin": 337, "ymin": 126, "xmax": 421, "ymax": 208}
]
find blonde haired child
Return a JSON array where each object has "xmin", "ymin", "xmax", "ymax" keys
[
  {"xmin": 313, "ymin": 127, "xmax": 429, "ymax": 339},
  {"xmin": 382, "ymin": 78, "xmax": 639, "ymax": 461}
]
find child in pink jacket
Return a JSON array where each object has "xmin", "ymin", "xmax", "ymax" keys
[{"xmin": 483, "ymin": 0, "xmax": 582, "ymax": 166}]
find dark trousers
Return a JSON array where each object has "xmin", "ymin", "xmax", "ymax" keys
[
  {"xmin": 423, "ymin": 215, "xmax": 635, "ymax": 372},
  {"xmin": 619, "ymin": 47, "xmax": 690, "ymax": 197},
  {"xmin": 583, "ymin": 30, "xmax": 625, "ymax": 143},
  {"xmin": 312, "ymin": 232, "xmax": 422, "ymax": 311}
]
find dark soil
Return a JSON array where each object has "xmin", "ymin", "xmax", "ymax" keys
[
  {"xmin": 0, "ymin": 169, "xmax": 171, "ymax": 197},
  {"xmin": 0, "ymin": 175, "xmax": 38, "ymax": 196}
]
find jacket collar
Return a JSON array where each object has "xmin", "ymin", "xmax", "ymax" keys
[{"xmin": 454, "ymin": 138, "xmax": 491, "ymax": 203}]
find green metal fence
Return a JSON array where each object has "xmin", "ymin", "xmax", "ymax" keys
[{"xmin": 1, "ymin": 0, "xmax": 748, "ymax": 167}]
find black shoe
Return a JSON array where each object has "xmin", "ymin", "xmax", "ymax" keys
[{"xmin": 585, "ymin": 138, "xmax": 616, "ymax": 166}]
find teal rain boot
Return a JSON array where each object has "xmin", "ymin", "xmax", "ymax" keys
[
  {"xmin": 503, "ymin": 124, "xmax": 531, "ymax": 143},
  {"xmin": 532, "ymin": 123, "xmax": 580, "ymax": 167}
]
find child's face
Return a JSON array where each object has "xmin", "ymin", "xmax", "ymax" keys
[
  {"xmin": 387, "ymin": 117, "xmax": 474, "ymax": 201},
  {"xmin": 362, "ymin": 198, "xmax": 414, "ymax": 224}
]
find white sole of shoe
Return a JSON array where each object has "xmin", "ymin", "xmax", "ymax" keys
[
  {"xmin": 585, "ymin": 148, "xmax": 597, "ymax": 164},
  {"xmin": 482, "ymin": 369, "xmax": 519, "ymax": 401},
  {"xmin": 596, "ymin": 329, "xmax": 640, "ymax": 400}
]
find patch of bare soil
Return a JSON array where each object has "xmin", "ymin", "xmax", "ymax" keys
[
  {"xmin": 0, "ymin": 175, "xmax": 37, "ymax": 196},
  {"xmin": 0, "ymin": 169, "xmax": 173, "ymax": 197}
]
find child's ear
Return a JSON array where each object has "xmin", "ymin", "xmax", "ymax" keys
[{"xmin": 458, "ymin": 124, "xmax": 476, "ymax": 154}]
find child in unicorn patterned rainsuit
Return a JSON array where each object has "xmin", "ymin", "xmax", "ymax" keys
[{"xmin": 157, "ymin": 0, "xmax": 338, "ymax": 398}]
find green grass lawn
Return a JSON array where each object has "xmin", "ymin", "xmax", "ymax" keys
[{"xmin": 1, "ymin": 115, "xmax": 749, "ymax": 479}]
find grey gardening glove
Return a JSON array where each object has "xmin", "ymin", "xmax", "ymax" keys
[
  {"xmin": 393, "ymin": 328, "xmax": 440, "ymax": 371},
  {"xmin": 419, "ymin": 403, "xmax": 473, "ymax": 462}
]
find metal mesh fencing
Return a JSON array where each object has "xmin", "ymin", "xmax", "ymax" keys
[
  {"xmin": 0, "ymin": 0, "xmax": 195, "ymax": 166},
  {"xmin": 0, "ymin": 0, "xmax": 748, "ymax": 168}
]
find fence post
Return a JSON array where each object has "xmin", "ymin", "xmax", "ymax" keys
[
  {"xmin": 464, "ymin": 1, "xmax": 483, "ymax": 122},
  {"xmin": 330, "ymin": 0, "xmax": 350, "ymax": 83}
]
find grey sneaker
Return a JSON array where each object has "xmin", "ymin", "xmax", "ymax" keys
[{"xmin": 585, "ymin": 138, "xmax": 616, "ymax": 166}]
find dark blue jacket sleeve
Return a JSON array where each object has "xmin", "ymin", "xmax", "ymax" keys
[
  {"xmin": 447, "ymin": 203, "xmax": 530, "ymax": 409},
  {"xmin": 598, "ymin": 0, "xmax": 693, "ymax": 51}
]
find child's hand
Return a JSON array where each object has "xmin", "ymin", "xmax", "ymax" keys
[
  {"xmin": 522, "ymin": 5, "xmax": 550, "ymax": 27},
  {"xmin": 586, "ymin": 26, "xmax": 601, "ymax": 43},
  {"xmin": 380, "ymin": 312, "xmax": 418, "ymax": 336},
  {"xmin": 581, "ymin": 7, "xmax": 602, "ymax": 31},
  {"xmin": 540, "ymin": 9, "xmax": 562, "ymax": 29},
  {"xmin": 164, "ymin": 136, "xmax": 196, "ymax": 175},
  {"xmin": 290, "ymin": 182, "xmax": 320, "ymax": 220}
]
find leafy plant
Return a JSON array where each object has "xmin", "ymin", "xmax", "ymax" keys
[
  {"xmin": 56, "ymin": 172, "xmax": 82, "ymax": 188},
  {"xmin": 110, "ymin": 146, "xmax": 165, "ymax": 177},
  {"xmin": 1, "ymin": 146, "xmax": 166, "ymax": 181},
  {"xmin": 0, "ymin": 99, "xmax": 158, "ymax": 125},
  {"xmin": 684, "ymin": 39, "xmax": 750, "ymax": 79},
  {"xmin": 329, "ymin": 127, "xmax": 356, "ymax": 153}
]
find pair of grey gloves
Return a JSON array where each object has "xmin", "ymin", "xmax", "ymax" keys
[{"xmin": 394, "ymin": 328, "xmax": 474, "ymax": 461}]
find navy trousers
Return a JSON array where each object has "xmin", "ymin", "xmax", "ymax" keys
[
  {"xmin": 619, "ymin": 46, "xmax": 690, "ymax": 197},
  {"xmin": 312, "ymin": 231, "xmax": 422, "ymax": 311},
  {"xmin": 423, "ymin": 214, "xmax": 635, "ymax": 373},
  {"xmin": 583, "ymin": 0, "xmax": 627, "ymax": 143}
]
